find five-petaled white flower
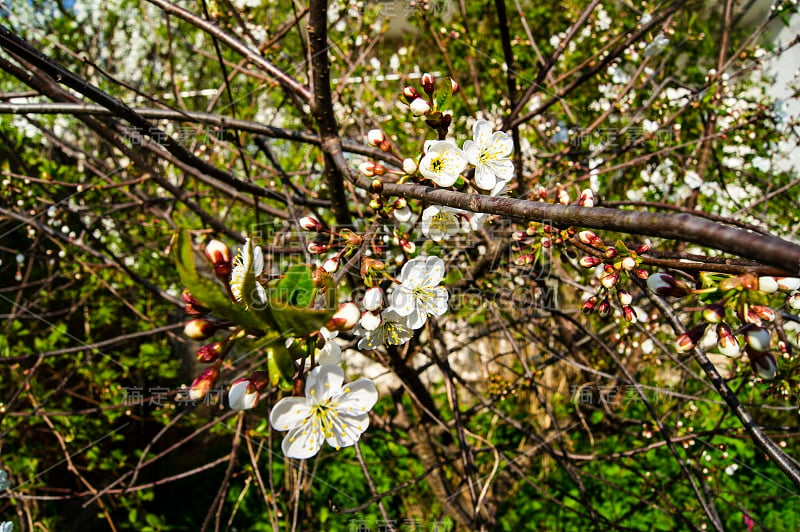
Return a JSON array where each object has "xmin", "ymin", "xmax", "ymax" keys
[
  {"xmin": 419, "ymin": 140, "xmax": 468, "ymax": 187},
  {"xmin": 354, "ymin": 307, "xmax": 413, "ymax": 349},
  {"xmin": 269, "ymin": 365, "xmax": 378, "ymax": 459},
  {"xmin": 462, "ymin": 119, "xmax": 514, "ymax": 191},
  {"xmin": 391, "ymin": 256, "xmax": 448, "ymax": 329},
  {"xmin": 230, "ymin": 239, "xmax": 265, "ymax": 306},
  {"xmin": 421, "ymin": 205, "xmax": 463, "ymax": 241}
]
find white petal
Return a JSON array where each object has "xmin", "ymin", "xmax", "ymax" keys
[
  {"xmin": 462, "ymin": 139, "xmax": 479, "ymax": 165},
  {"xmin": 391, "ymin": 287, "xmax": 415, "ymax": 316},
  {"xmin": 228, "ymin": 380, "xmax": 259, "ymax": 410},
  {"xmin": 473, "ymin": 119, "xmax": 493, "ymax": 145},
  {"xmin": 489, "ymin": 159, "xmax": 515, "ymax": 181},
  {"xmin": 306, "ymin": 365, "xmax": 344, "ymax": 401},
  {"xmin": 282, "ymin": 423, "xmax": 324, "ymax": 459},
  {"xmin": 317, "ymin": 339, "xmax": 342, "ymax": 366},
  {"xmin": 406, "ymin": 307, "xmax": 428, "ymax": 330},
  {"xmin": 269, "ymin": 397, "xmax": 312, "ymax": 431},
  {"xmin": 489, "ymin": 132, "xmax": 514, "ymax": 157},
  {"xmin": 337, "ymin": 378, "xmax": 379, "ymax": 411},
  {"xmin": 423, "ymin": 257, "xmax": 445, "ymax": 285},
  {"xmin": 252, "ymin": 245, "xmax": 264, "ymax": 275},
  {"xmin": 474, "ymin": 165, "xmax": 497, "ymax": 190},
  {"xmin": 326, "ymin": 412, "xmax": 370, "ymax": 450}
]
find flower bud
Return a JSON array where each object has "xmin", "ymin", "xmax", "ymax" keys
[
  {"xmin": 399, "ymin": 238, "xmax": 416, "ymax": 254},
  {"xmin": 326, "ymin": 302, "xmax": 361, "ymax": 331},
  {"xmin": 581, "ymin": 296, "xmax": 598, "ymax": 314},
  {"xmin": 718, "ymin": 276, "xmax": 742, "ymax": 291},
  {"xmin": 359, "ymin": 161, "xmax": 377, "ymax": 177},
  {"xmin": 633, "ymin": 268, "xmax": 649, "ymax": 280},
  {"xmin": 402, "ymin": 86, "xmax": 420, "ymax": 103},
  {"xmin": 596, "ymin": 299, "xmax": 611, "ymax": 317},
  {"xmin": 579, "ymin": 256, "xmax": 602, "ymax": 268},
  {"xmin": 402, "ymin": 158, "xmax": 418, "ymax": 174},
  {"xmin": 777, "ymin": 277, "xmax": 800, "ymax": 291},
  {"xmin": 620, "ymin": 256, "xmax": 636, "ymax": 270},
  {"xmin": 605, "ymin": 248, "xmax": 618, "ymax": 260},
  {"xmin": 421, "ymin": 72, "xmax": 435, "ymax": 95},
  {"xmin": 702, "ymin": 303, "xmax": 725, "ymax": 323},
  {"xmin": 515, "ymin": 253, "xmax": 535, "ymax": 266},
  {"xmin": 307, "ymin": 241, "xmax": 329, "ymax": 254},
  {"xmin": 322, "ymin": 256, "xmax": 339, "ymax": 273},
  {"xmin": 182, "ymin": 290, "xmax": 210, "ymax": 317},
  {"xmin": 541, "ymin": 236, "xmax": 551, "ymax": 248},
  {"xmin": 788, "ymin": 291, "xmax": 800, "ymax": 310},
  {"xmin": 646, "ymin": 272, "xmax": 689, "ymax": 298},
  {"xmin": 189, "ymin": 363, "xmax": 221, "ymax": 401},
  {"xmin": 197, "ymin": 341, "xmax": 224, "ymax": 363},
  {"xmin": 299, "ymin": 216, "xmax": 323, "ymax": 232},
  {"xmin": 184, "ymin": 319, "xmax": 217, "ymax": 340},
  {"xmin": 601, "ymin": 271, "xmax": 619, "ymax": 289},
  {"xmin": 740, "ymin": 273, "xmax": 759, "ymax": 290},
  {"xmin": 744, "ymin": 325, "xmax": 771, "ymax": 351},
  {"xmin": 228, "ymin": 372, "xmax": 266, "ymax": 411},
  {"xmin": 758, "ymin": 276, "xmax": 778, "ymax": 293},
  {"xmin": 409, "ymin": 98, "xmax": 431, "ymax": 116},
  {"xmin": 370, "ymin": 179, "xmax": 383, "ymax": 193},
  {"xmin": 205, "ymin": 239, "xmax": 232, "ymax": 277},
  {"xmin": 512, "ymin": 231, "xmax": 526, "ymax": 241},
  {"xmin": 449, "ymin": 77, "xmax": 459, "ymax": 94},
  {"xmin": 557, "ymin": 188, "xmax": 570, "ymax": 205},
  {"xmin": 716, "ymin": 323, "xmax": 740, "ymax": 358},
  {"xmin": 676, "ymin": 323, "xmax": 707, "ymax": 352},
  {"xmin": 360, "ymin": 310, "xmax": 382, "ymax": 331},
  {"xmin": 578, "ymin": 189, "xmax": 594, "ymax": 207},
  {"xmin": 367, "ymin": 129, "xmax": 386, "ymax": 147},
  {"xmin": 617, "ymin": 289, "xmax": 633, "ymax": 306},
  {"xmin": 750, "ymin": 304, "xmax": 775, "ymax": 322},
  {"xmin": 747, "ymin": 348, "xmax": 777, "ymax": 380},
  {"xmin": 363, "ymin": 287, "xmax": 383, "ymax": 311},
  {"xmin": 622, "ymin": 305, "xmax": 637, "ymax": 322},
  {"xmin": 635, "ymin": 243, "xmax": 651, "ymax": 255},
  {"xmin": 578, "ymin": 230, "xmax": 604, "ymax": 248},
  {"xmin": 743, "ymin": 309, "xmax": 762, "ymax": 327}
]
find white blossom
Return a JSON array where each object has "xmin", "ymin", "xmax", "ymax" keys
[
  {"xmin": 230, "ymin": 239, "xmax": 265, "ymax": 306},
  {"xmin": 419, "ymin": 140, "xmax": 468, "ymax": 187},
  {"xmin": 354, "ymin": 308, "xmax": 413, "ymax": 349},
  {"xmin": 269, "ymin": 365, "xmax": 378, "ymax": 459},
  {"xmin": 421, "ymin": 205, "xmax": 462, "ymax": 241},
  {"xmin": 462, "ymin": 120, "xmax": 514, "ymax": 191},
  {"xmin": 391, "ymin": 256, "xmax": 448, "ymax": 329}
]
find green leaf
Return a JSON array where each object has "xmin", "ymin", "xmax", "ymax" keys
[
  {"xmin": 267, "ymin": 346, "xmax": 295, "ymax": 390},
  {"xmin": 267, "ymin": 265, "xmax": 337, "ymax": 338},
  {"xmin": 173, "ymin": 229, "xmax": 273, "ymax": 333}
]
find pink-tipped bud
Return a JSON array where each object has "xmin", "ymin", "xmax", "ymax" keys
[
  {"xmin": 676, "ymin": 323, "xmax": 707, "ymax": 352},
  {"xmin": 421, "ymin": 72, "xmax": 435, "ymax": 95},
  {"xmin": 184, "ymin": 319, "xmax": 217, "ymax": 340},
  {"xmin": 326, "ymin": 302, "xmax": 361, "ymax": 332},
  {"xmin": 557, "ymin": 189, "xmax": 570, "ymax": 205},
  {"xmin": 515, "ymin": 253, "xmax": 535, "ymax": 266},
  {"xmin": 322, "ymin": 256, "xmax": 340, "ymax": 273},
  {"xmin": 360, "ymin": 310, "xmax": 382, "ymax": 331},
  {"xmin": 205, "ymin": 239, "xmax": 232, "ymax": 277},
  {"xmin": 617, "ymin": 289, "xmax": 633, "ymax": 306},
  {"xmin": 449, "ymin": 77, "xmax": 459, "ymax": 94},
  {"xmin": 307, "ymin": 241, "xmax": 329, "ymax": 255},
  {"xmin": 743, "ymin": 309, "xmax": 762, "ymax": 327},
  {"xmin": 402, "ymin": 158, "xmax": 418, "ymax": 174},
  {"xmin": 399, "ymin": 238, "xmax": 416, "ymax": 254},
  {"xmin": 747, "ymin": 348, "xmax": 777, "ymax": 380},
  {"xmin": 622, "ymin": 305, "xmax": 637, "ymax": 322},
  {"xmin": 367, "ymin": 129, "xmax": 386, "ymax": 147},
  {"xmin": 581, "ymin": 296, "xmax": 598, "ymax": 314},
  {"xmin": 228, "ymin": 372, "xmax": 267, "ymax": 411},
  {"xmin": 716, "ymin": 323, "xmax": 740, "ymax": 358},
  {"xmin": 578, "ymin": 189, "xmax": 594, "ymax": 207},
  {"xmin": 620, "ymin": 256, "xmax": 636, "ymax": 270},
  {"xmin": 402, "ymin": 86, "xmax": 421, "ymax": 103},
  {"xmin": 579, "ymin": 256, "xmax": 602, "ymax": 268},
  {"xmin": 601, "ymin": 271, "xmax": 619, "ymax": 289},
  {"xmin": 512, "ymin": 231, "xmax": 526, "ymax": 241},
  {"xmin": 597, "ymin": 299, "xmax": 611, "ymax": 317},
  {"xmin": 635, "ymin": 243, "xmax": 651, "ymax": 255},
  {"xmin": 578, "ymin": 230, "xmax": 604, "ymax": 248},
  {"xmin": 541, "ymin": 237, "xmax": 551, "ymax": 248},
  {"xmin": 189, "ymin": 363, "xmax": 220, "ymax": 401},
  {"xmin": 299, "ymin": 216, "xmax": 323, "ymax": 232},
  {"xmin": 750, "ymin": 305, "xmax": 775, "ymax": 322},
  {"xmin": 777, "ymin": 277, "xmax": 800, "ymax": 291},
  {"xmin": 633, "ymin": 268, "xmax": 649, "ymax": 280},
  {"xmin": 363, "ymin": 287, "xmax": 384, "ymax": 312},
  {"xmin": 359, "ymin": 161, "xmax": 377, "ymax": 177},
  {"xmin": 743, "ymin": 325, "xmax": 771, "ymax": 351},
  {"xmin": 409, "ymin": 98, "xmax": 431, "ymax": 116},
  {"xmin": 646, "ymin": 272, "xmax": 689, "ymax": 298},
  {"xmin": 788, "ymin": 292, "xmax": 800, "ymax": 310},
  {"xmin": 758, "ymin": 276, "xmax": 778, "ymax": 293},
  {"xmin": 605, "ymin": 248, "xmax": 618, "ymax": 260},
  {"xmin": 702, "ymin": 303, "xmax": 725, "ymax": 324},
  {"xmin": 196, "ymin": 341, "xmax": 224, "ymax": 363}
]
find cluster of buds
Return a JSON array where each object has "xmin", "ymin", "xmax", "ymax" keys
[
  {"xmin": 298, "ymin": 216, "xmax": 365, "ymax": 270},
  {"xmin": 512, "ymin": 222, "xmax": 570, "ymax": 267},
  {"xmin": 649, "ymin": 271, "xmax": 800, "ymax": 380},
  {"xmin": 401, "ymin": 73, "xmax": 459, "ymax": 138},
  {"xmin": 577, "ymin": 237, "xmax": 650, "ymax": 322}
]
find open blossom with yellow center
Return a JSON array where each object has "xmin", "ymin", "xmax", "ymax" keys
[
  {"xmin": 354, "ymin": 307, "xmax": 414, "ymax": 349},
  {"xmin": 269, "ymin": 365, "xmax": 378, "ymax": 459},
  {"xmin": 421, "ymin": 205, "xmax": 464, "ymax": 241},
  {"xmin": 229, "ymin": 239, "xmax": 265, "ymax": 307},
  {"xmin": 419, "ymin": 140, "xmax": 468, "ymax": 187},
  {"xmin": 462, "ymin": 119, "xmax": 514, "ymax": 191},
  {"xmin": 391, "ymin": 256, "xmax": 448, "ymax": 330}
]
